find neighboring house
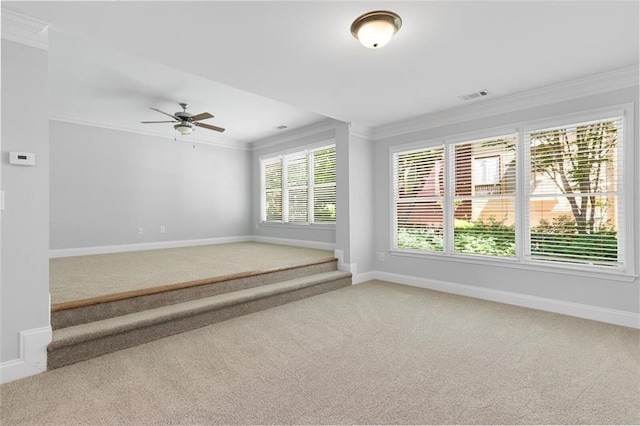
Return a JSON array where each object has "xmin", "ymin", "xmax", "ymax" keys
[{"xmin": 399, "ymin": 131, "xmax": 617, "ymax": 232}]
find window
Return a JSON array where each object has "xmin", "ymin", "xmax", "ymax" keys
[
  {"xmin": 453, "ymin": 135, "xmax": 517, "ymax": 258},
  {"xmin": 261, "ymin": 145, "xmax": 336, "ymax": 224},
  {"xmin": 392, "ymin": 109, "xmax": 631, "ymax": 274},
  {"xmin": 263, "ymin": 160, "xmax": 282, "ymax": 222},
  {"xmin": 526, "ymin": 117, "xmax": 623, "ymax": 267},
  {"xmin": 394, "ymin": 146, "xmax": 445, "ymax": 252},
  {"xmin": 473, "ymin": 156, "xmax": 500, "ymax": 186}
]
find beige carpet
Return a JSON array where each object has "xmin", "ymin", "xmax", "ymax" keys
[
  {"xmin": 2, "ymin": 280, "xmax": 639, "ymax": 425},
  {"xmin": 50, "ymin": 242, "xmax": 334, "ymax": 304}
]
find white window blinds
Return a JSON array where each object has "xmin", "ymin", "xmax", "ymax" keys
[
  {"xmin": 263, "ymin": 160, "xmax": 282, "ymax": 222},
  {"xmin": 391, "ymin": 112, "xmax": 627, "ymax": 273},
  {"xmin": 285, "ymin": 153, "xmax": 308, "ymax": 223},
  {"xmin": 261, "ymin": 145, "xmax": 336, "ymax": 224},
  {"xmin": 452, "ymin": 135, "xmax": 517, "ymax": 257},
  {"xmin": 526, "ymin": 117, "xmax": 623, "ymax": 266},
  {"xmin": 393, "ymin": 146, "xmax": 445, "ymax": 252},
  {"xmin": 312, "ymin": 147, "xmax": 337, "ymax": 223}
]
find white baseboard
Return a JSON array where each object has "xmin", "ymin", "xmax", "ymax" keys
[
  {"xmin": 252, "ymin": 236, "xmax": 335, "ymax": 251},
  {"xmin": 50, "ymin": 236, "xmax": 254, "ymax": 258},
  {"xmin": 352, "ymin": 271, "xmax": 374, "ymax": 284},
  {"xmin": 0, "ymin": 326, "xmax": 52, "ymax": 384},
  {"xmin": 333, "ymin": 249, "xmax": 358, "ymax": 276},
  {"xmin": 51, "ymin": 236, "xmax": 336, "ymax": 258},
  {"xmin": 373, "ymin": 271, "xmax": 640, "ymax": 329}
]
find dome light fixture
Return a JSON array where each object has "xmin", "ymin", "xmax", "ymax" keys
[
  {"xmin": 174, "ymin": 121, "xmax": 195, "ymax": 135},
  {"xmin": 351, "ymin": 10, "xmax": 402, "ymax": 49}
]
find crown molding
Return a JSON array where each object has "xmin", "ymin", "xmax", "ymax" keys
[
  {"xmin": 49, "ymin": 113, "xmax": 250, "ymax": 151},
  {"xmin": 348, "ymin": 122, "xmax": 374, "ymax": 140},
  {"xmin": 372, "ymin": 66, "xmax": 640, "ymax": 141},
  {"xmin": 251, "ymin": 118, "xmax": 344, "ymax": 151},
  {"xmin": 1, "ymin": 9, "xmax": 49, "ymax": 50}
]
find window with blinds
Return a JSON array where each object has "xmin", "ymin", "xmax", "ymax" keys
[
  {"xmin": 263, "ymin": 160, "xmax": 282, "ymax": 222},
  {"xmin": 453, "ymin": 135, "xmax": 517, "ymax": 257},
  {"xmin": 526, "ymin": 117, "xmax": 622, "ymax": 266},
  {"xmin": 286, "ymin": 153, "xmax": 308, "ymax": 223},
  {"xmin": 312, "ymin": 147, "xmax": 337, "ymax": 223},
  {"xmin": 261, "ymin": 145, "xmax": 336, "ymax": 224},
  {"xmin": 393, "ymin": 146, "xmax": 445, "ymax": 252},
  {"xmin": 391, "ymin": 110, "xmax": 628, "ymax": 273}
]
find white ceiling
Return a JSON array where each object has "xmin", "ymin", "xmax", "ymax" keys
[
  {"xmin": 46, "ymin": 32, "xmax": 326, "ymax": 145},
  {"xmin": 3, "ymin": 1, "xmax": 639, "ymax": 145}
]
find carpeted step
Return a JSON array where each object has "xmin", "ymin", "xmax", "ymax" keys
[
  {"xmin": 48, "ymin": 270, "xmax": 351, "ymax": 369},
  {"xmin": 52, "ymin": 259, "xmax": 338, "ymax": 329}
]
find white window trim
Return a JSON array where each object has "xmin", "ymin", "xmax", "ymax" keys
[{"xmin": 389, "ymin": 103, "xmax": 637, "ymax": 280}]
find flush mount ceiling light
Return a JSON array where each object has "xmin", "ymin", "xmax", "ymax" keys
[
  {"xmin": 174, "ymin": 121, "xmax": 195, "ymax": 135},
  {"xmin": 351, "ymin": 10, "xmax": 402, "ymax": 49}
]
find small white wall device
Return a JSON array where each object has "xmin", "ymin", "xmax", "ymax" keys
[{"xmin": 9, "ymin": 152, "xmax": 36, "ymax": 166}]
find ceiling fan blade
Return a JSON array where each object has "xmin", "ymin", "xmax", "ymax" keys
[
  {"xmin": 195, "ymin": 122, "xmax": 226, "ymax": 133},
  {"xmin": 150, "ymin": 107, "xmax": 179, "ymax": 120},
  {"xmin": 191, "ymin": 112, "xmax": 214, "ymax": 122},
  {"xmin": 141, "ymin": 120, "xmax": 176, "ymax": 124}
]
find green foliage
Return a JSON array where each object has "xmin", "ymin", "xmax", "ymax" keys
[
  {"xmin": 530, "ymin": 232, "xmax": 617, "ymax": 262},
  {"xmin": 397, "ymin": 228, "xmax": 444, "ymax": 252},
  {"xmin": 314, "ymin": 203, "xmax": 336, "ymax": 222},
  {"xmin": 265, "ymin": 191, "xmax": 282, "ymax": 222},
  {"xmin": 454, "ymin": 217, "xmax": 516, "ymax": 257},
  {"xmin": 532, "ymin": 216, "xmax": 578, "ymax": 235},
  {"xmin": 398, "ymin": 215, "xmax": 617, "ymax": 262},
  {"xmin": 398, "ymin": 217, "xmax": 516, "ymax": 257}
]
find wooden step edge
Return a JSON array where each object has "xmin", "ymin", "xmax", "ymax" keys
[
  {"xmin": 51, "ymin": 257, "xmax": 338, "ymax": 313},
  {"xmin": 50, "ymin": 271, "xmax": 351, "ymax": 349}
]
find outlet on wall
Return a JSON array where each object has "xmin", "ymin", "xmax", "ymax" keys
[
  {"xmin": 160, "ymin": 225, "xmax": 166, "ymax": 234},
  {"xmin": 137, "ymin": 227, "xmax": 143, "ymax": 235},
  {"xmin": 375, "ymin": 252, "xmax": 385, "ymax": 261}
]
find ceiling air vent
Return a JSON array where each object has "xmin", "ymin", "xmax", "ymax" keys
[{"xmin": 460, "ymin": 89, "xmax": 489, "ymax": 101}]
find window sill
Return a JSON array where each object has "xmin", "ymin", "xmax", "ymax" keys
[
  {"xmin": 259, "ymin": 222, "xmax": 336, "ymax": 230},
  {"xmin": 388, "ymin": 249, "xmax": 638, "ymax": 283}
]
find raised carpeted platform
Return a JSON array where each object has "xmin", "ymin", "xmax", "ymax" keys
[
  {"xmin": 48, "ymin": 243, "xmax": 351, "ymax": 368},
  {"xmin": 50, "ymin": 242, "xmax": 336, "ymax": 306}
]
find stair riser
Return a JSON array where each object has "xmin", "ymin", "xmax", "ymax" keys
[
  {"xmin": 52, "ymin": 260, "xmax": 338, "ymax": 329},
  {"xmin": 48, "ymin": 277, "xmax": 351, "ymax": 369}
]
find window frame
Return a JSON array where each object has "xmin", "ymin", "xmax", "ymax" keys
[
  {"xmin": 260, "ymin": 141, "xmax": 336, "ymax": 227},
  {"xmin": 473, "ymin": 155, "xmax": 501, "ymax": 186},
  {"xmin": 389, "ymin": 104, "xmax": 636, "ymax": 282}
]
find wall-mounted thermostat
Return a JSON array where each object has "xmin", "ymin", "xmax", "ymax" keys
[{"xmin": 9, "ymin": 152, "xmax": 36, "ymax": 166}]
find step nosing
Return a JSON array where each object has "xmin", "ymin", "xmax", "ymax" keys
[
  {"xmin": 51, "ymin": 258, "xmax": 339, "ymax": 312},
  {"xmin": 51, "ymin": 271, "xmax": 350, "ymax": 347}
]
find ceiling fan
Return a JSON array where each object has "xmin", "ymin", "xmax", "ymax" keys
[{"xmin": 141, "ymin": 102, "xmax": 225, "ymax": 135}]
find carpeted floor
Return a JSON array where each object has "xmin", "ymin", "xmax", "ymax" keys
[
  {"xmin": 50, "ymin": 242, "xmax": 334, "ymax": 305},
  {"xmin": 2, "ymin": 280, "xmax": 639, "ymax": 425}
]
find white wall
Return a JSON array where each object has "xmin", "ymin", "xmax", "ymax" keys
[
  {"xmin": 372, "ymin": 86, "xmax": 640, "ymax": 318},
  {"xmin": 1, "ymin": 40, "xmax": 50, "ymax": 363},
  {"xmin": 50, "ymin": 121, "xmax": 252, "ymax": 250},
  {"xmin": 344, "ymin": 131, "xmax": 374, "ymax": 279}
]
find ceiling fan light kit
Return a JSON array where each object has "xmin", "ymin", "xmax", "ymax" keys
[
  {"xmin": 141, "ymin": 102, "xmax": 226, "ymax": 135},
  {"xmin": 174, "ymin": 122, "xmax": 195, "ymax": 135},
  {"xmin": 351, "ymin": 10, "xmax": 402, "ymax": 49}
]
